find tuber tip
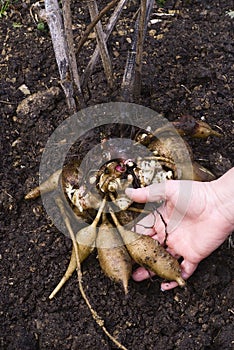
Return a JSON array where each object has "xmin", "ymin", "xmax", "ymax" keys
[
  {"xmin": 176, "ymin": 276, "xmax": 186, "ymax": 287},
  {"xmin": 25, "ymin": 187, "xmax": 40, "ymax": 200}
]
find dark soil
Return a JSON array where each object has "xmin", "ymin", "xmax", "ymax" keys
[{"xmin": 1, "ymin": 1, "xmax": 233, "ymax": 349}]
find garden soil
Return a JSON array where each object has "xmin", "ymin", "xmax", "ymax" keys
[{"xmin": 0, "ymin": 1, "xmax": 233, "ymax": 349}]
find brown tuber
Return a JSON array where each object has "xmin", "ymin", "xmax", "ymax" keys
[
  {"xmin": 110, "ymin": 210, "xmax": 186, "ymax": 287},
  {"xmin": 49, "ymin": 197, "xmax": 106, "ymax": 299},
  {"xmin": 25, "ymin": 169, "xmax": 62, "ymax": 199},
  {"xmin": 172, "ymin": 115, "xmax": 222, "ymax": 138},
  {"xmin": 96, "ymin": 215, "xmax": 132, "ymax": 294}
]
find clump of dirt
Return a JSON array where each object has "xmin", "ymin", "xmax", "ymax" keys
[{"xmin": 0, "ymin": 1, "xmax": 233, "ymax": 349}]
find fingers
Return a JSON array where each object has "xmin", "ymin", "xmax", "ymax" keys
[
  {"xmin": 161, "ymin": 260, "xmax": 198, "ymax": 291},
  {"xmin": 125, "ymin": 180, "xmax": 179, "ymax": 203},
  {"xmin": 133, "ymin": 259, "xmax": 199, "ymax": 291},
  {"xmin": 161, "ymin": 281, "xmax": 179, "ymax": 291},
  {"xmin": 180, "ymin": 259, "xmax": 198, "ymax": 280},
  {"xmin": 132, "ymin": 267, "xmax": 155, "ymax": 281}
]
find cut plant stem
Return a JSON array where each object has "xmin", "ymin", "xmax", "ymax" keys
[
  {"xmin": 121, "ymin": 0, "xmax": 154, "ymax": 101},
  {"xmin": 87, "ymin": 0, "xmax": 114, "ymax": 89},
  {"xmin": 76, "ymin": 0, "xmax": 119, "ymax": 55},
  {"xmin": 44, "ymin": 0, "xmax": 76, "ymax": 112},
  {"xmin": 82, "ymin": 0, "xmax": 127, "ymax": 87},
  {"xmin": 61, "ymin": 0, "xmax": 85, "ymax": 109},
  {"xmin": 134, "ymin": 0, "xmax": 147, "ymax": 99}
]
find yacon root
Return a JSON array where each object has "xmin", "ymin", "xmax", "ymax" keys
[
  {"xmin": 49, "ymin": 196, "xmax": 106, "ymax": 299},
  {"xmin": 110, "ymin": 210, "xmax": 185, "ymax": 287},
  {"xmin": 55, "ymin": 197, "xmax": 128, "ymax": 350},
  {"xmin": 97, "ymin": 214, "xmax": 132, "ymax": 295}
]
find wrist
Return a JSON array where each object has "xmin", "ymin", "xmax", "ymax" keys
[{"xmin": 210, "ymin": 167, "xmax": 234, "ymax": 234}]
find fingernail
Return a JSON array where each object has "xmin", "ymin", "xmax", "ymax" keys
[{"xmin": 161, "ymin": 287, "xmax": 165, "ymax": 292}]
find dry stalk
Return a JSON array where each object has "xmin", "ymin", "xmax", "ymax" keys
[
  {"xmin": 76, "ymin": 0, "xmax": 119, "ymax": 55},
  {"xmin": 44, "ymin": 0, "xmax": 76, "ymax": 112},
  {"xmin": 82, "ymin": 0, "xmax": 128, "ymax": 87},
  {"xmin": 121, "ymin": 0, "xmax": 154, "ymax": 101},
  {"xmin": 61, "ymin": 0, "xmax": 85, "ymax": 109},
  {"xmin": 87, "ymin": 0, "xmax": 114, "ymax": 89},
  {"xmin": 134, "ymin": 0, "xmax": 147, "ymax": 98}
]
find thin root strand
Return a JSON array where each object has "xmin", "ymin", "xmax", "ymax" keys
[{"xmin": 54, "ymin": 196, "xmax": 128, "ymax": 350}]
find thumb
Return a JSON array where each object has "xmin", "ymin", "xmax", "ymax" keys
[
  {"xmin": 125, "ymin": 180, "xmax": 179, "ymax": 203},
  {"xmin": 180, "ymin": 259, "xmax": 198, "ymax": 280}
]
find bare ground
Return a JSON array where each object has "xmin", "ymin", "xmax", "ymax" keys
[{"xmin": 0, "ymin": 1, "xmax": 233, "ymax": 349}]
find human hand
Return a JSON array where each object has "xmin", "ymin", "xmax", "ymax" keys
[{"xmin": 125, "ymin": 168, "xmax": 234, "ymax": 290}]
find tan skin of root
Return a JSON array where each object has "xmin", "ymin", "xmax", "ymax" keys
[
  {"xmin": 109, "ymin": 210, "xmax": 185, "ymax": 287},
  {"xmin": 55, "ymin": 196, "xmax": 128, "ymax": 350},
  {"xmin": 49, "ymin": 197, "xmax": 106, "ymax": 299},
  {"xmin": 97, "ymin": 214, "xmax": 132, "ymax": 295}
]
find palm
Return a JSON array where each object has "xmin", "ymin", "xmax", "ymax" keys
[{"xmin": 126, "ymin": 179, "xmax": 231, "ymax": 290}]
